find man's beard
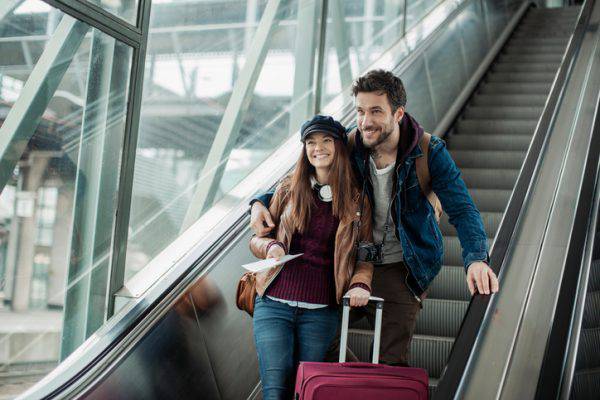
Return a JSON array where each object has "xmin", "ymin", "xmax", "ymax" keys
[{"xmin": 362, "ymin": 124, "xmax": 394, "ymax": 149}]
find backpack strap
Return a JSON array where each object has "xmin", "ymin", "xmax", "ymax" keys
[{"xmin": 415, "ymin": 133, "xmax": 443, "ymax": 221}]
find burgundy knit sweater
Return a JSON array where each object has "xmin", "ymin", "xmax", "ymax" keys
[{"xmin": 266, "ymin": 193, "xmax": 339, "ymax": 305}]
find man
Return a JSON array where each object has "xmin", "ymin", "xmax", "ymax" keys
[{"xmin": 250, "ymin": 69, "xmax": 499, "ymax": 366}]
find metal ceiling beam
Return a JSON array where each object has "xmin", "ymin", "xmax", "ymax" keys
[
  {"xmin": 179, "ymin": 0, "xmax": 285, "ymax": 232},
  {"xmin": 0, "ymin": 0, "xmax": 21, "ymax": 22},
  {"xmin": 0, "ymin": 16, "xmax": 89, "ymax": 193},
  {"xmin": 288, "ymin": 0, "xmax": 321, "ymax": 134}
]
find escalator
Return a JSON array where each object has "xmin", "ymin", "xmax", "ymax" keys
[
  {"xmin": 15, "ymin": 1, "xmax": 597, "ymax": 399},
  {"xmin": 346, "ymin": 5, "xmax": 580, "ymax": 394},
  {"xmin": 570, "ymin": 232, "xmax": 600, "ymax": 397}
]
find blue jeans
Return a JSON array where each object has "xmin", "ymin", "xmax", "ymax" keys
[{"xmin": 253, "ymin": 296, "xmax": 338, "ymax": 400}]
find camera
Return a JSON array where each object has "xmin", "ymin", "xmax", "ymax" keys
[{"xmin": 357, "ymin": 242, "xmax": 384, "ymax": 263}]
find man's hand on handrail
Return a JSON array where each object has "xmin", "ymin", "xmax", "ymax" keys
[{"xmin": 250, "ymin": 201, "xmax": 275, "ymax": 237}]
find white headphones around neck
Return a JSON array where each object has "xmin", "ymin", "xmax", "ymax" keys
[{"xmin": 310, "ymin": 176, "xmax": 333, "ymax": 202}]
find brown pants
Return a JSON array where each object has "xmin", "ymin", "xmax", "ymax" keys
[{"xmin": 328, "ymin": 261, "xmax": 422, "ymax": 366}]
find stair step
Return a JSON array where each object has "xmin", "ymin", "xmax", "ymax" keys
[
  {"xmin": 449, "ymin": 133, "xmax": 532, "ymax": 151},
  {"xmin": 347, "ymin": 331, "xmax": 454, "ymax": 378},
  {"xmin": 480, "ymin": 81, "xmax": 551, "ymax": 95},
  {"xmin": 460, "ymin": 168, "xmax": 520, "ymax": 190},
  {"xmin": 493, "ymin": 61, "xmax": 561, "ymax": 73},
  {"xmin": 440, "ymin": 210, "xmax": 504, "ymax": 238},
  {"xmin": 456, "ymin": 119, "xmax": 537, "ymax": 136},
  {"xmin": 444, "ymin": 235, "xmax": 494, "ymax": 266},
  {"xmin": 508, "ymin": 37, "xmax": 570, "ymax": 47},
  {"xmin": 512, "ymin": 31, "xmax": 572, "ymax": 39},
  {"xmin": 471, "ymin": 94, "xmax": 547, "ymax": 107},
  {"xmin": 416, "ymin": 298, "xmax": 469, "ymax": 337},
  {"xmin": 499, "ymin": 53, "xmax": 564, "ymax": 64},
  {"xmin": 582, "ymin": 291, "xmax": 600, "ymax": 329},
  {"xmin": 515, "ymin": 28, "xmax": 573, "ymax": 36},
  {"xmin": 486, "ymin": 71, "xmax": 556, "ymax": 83},
  {"xmin": 463, "ymin": 105, "xmax": 543, "ymax": 120},
  {"xmin": 589, "ymin": 260, "xmax": 600, "ymax": 292},
  {"xmin": 572, "ymin": 367, "xmax": 600, "ymax": 399},
  {"xmin": 503, "ymin": 45, "xmax": 566, "ymax": 55},
  {"xmin": 450, "ymin": 150, "xmax": 526, "ymax": 169},
  {"xmin": 575, "ymin": 327, "xmax": 600, "ymax": 370},
  {"xmin": 427, "ymin": 265, "xmax": 471, "ymax": 301}
]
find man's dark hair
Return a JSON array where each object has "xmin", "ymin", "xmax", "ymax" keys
[{"xmin": 351, "ymin": 69, "xmax": 407, "ymax": 111}]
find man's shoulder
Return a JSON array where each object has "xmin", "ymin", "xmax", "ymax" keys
[{"xmin": 427, "ymin": 133, "xmax": 445, "ymax": 149}]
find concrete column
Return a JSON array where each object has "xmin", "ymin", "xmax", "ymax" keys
[
  {"xmin": 47, "ymin": 182, "xmax": 74, "ymax": 308},
  {"xmin": 12, "ymin": 154, "xmax": 50, "ymax": 312},
  {"xmin": 2, "ymin": 190, "xmax": 20, "ymax": 304}
]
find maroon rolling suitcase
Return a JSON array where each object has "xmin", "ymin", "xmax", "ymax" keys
[{"xmin": 294, "ymin": 296, "xmax": 429, "ymax": 400}]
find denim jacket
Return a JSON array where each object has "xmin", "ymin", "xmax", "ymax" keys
[{"xmin": 253, "ymin": 113, "xmax": 489, "ymax": 297}]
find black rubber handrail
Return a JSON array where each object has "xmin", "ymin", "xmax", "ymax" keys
[{"xmin": 434, "ymin": 1, "xmax": 592, "ymax": 398}]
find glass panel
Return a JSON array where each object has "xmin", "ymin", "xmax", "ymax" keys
[
  {"xmin": 406, "ymin": 0, "xmax": 445, "ymax": 31},
  {"xmin": 125, "ymin": 0, "xmax": 326, "ymax": 282},
  {"xmin": 93, "ymin": 0, "xmax": 139, "ymax": 25},
  {"xmin": 484, "ymin": 0, "xmax": 510, "ymax": 41},
  {"xmin": 426, "ymin": 22, "xmax": 465, "ymax": 122},
  {"xmin": 0, "ymin": 1, "xmax": 133, "ymax": 396},
  {"xmin": 402, "ymin": 57, "xmax": 437, "ymax": 131},
  {"xmin": 459, "ymin": 1, "xmax": 489, "ymax": 75}
]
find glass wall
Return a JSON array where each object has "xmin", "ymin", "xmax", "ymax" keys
[
  {"xmin": 0, "ymin": 0, "xmax": 133, "ymax": 397},
  {"xmin": 0, "ymin": 0, "xmax": 523, "ymax": 397},
  {"xmin": 124, "ymin": 0, "xmax": 319, "ymax": 281}
]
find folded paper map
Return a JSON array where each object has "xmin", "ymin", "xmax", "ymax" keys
[{"xmin": 242, "ymin": 253, "xmax": 304, "ymax": 273}]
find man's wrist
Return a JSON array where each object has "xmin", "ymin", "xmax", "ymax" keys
[
  {"xmin": 266, "ymin": 240, "xmax": 286, "ymax": 254},
  {"xmin": 248, "ymin": 199, "xmax": 264, "ymax": 216}
]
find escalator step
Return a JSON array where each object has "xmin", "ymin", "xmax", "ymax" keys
[
  {"xmin": 471, "ymin": 94, "xmax": 547, "ymax": 107},
  {"xmin": 456, "ymin": 119, "xmax": 537, "ymax": 136},
  {"xmin": 427, "ymin": 266, "xmax": 471, "ymax": 301},
  {"xmin": 571, "ymin": 367, "xmax": 600, "ymax": 400},
  {"xmin": 582, "ymin": 291, "xmax": 600, "ymax": 329},
  {"xmin": 470, "ymin": 188, "xmax": 511, "ymax": 213},
  {"xmin": 462, "ymin": 105, "xmax": 543, "ymax": 120},
  {"xmin": 409, "ymin": 335, "xmax": 454, "ymax": 379},
  {"xmin": 444, "ymin": 236, "xmax": 494, "ymax": 266},
  {"xmin": 460, "ymin": 168, "xmax": 519, "ymax": 191},
  {"xmin": 450, "ymin": 150, "xmax": 526, "ymax": 169},
  {"xmin": 479, "ymin": 82, "xmax": 551, "ymax": 95},
  {"xmin": 347, "ymin": 331, "xmax": 454, "ymax": 379},
  {"xmin": 512, "ymin": 32, "xmax": 572, "ymax": 39},
  {"xmin": 486, "ymin": 72, "xmax": 557, "ymax": 83},
  {"xmin": 498, "ymin": 53, "xmax": 564, "ymax": 64},
  {"xmin": 588, "ymin": 260, "xmax": 600, "ymax": 292},
  {"xmin": 440, "ymin": 210, "xmax": 503, "ymax": 238},
  {"xmin": 493, "ymin": 61, "xmax": 561, "ymax": 73},
  {"xmin": 508, "ymin": 38, "xmax": 570, "ymax": 47},
  {"xmin": 416, "ymin": 299, "xmax": 469, "ymax": 337},
  {"xmin": 503, "ymin": 45, "xmax": 568, "ymax": 55},
  {"xmin": 575, "ymin": 327, "xmax": 600, "ymax": 370},
  {"xmin": 449, "ymin": 133, "xmax": 532, "ymax": 151}
]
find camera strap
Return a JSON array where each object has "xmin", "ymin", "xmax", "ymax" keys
[{"xmin": 353, "ymin": 154, "xmax": 370, "ymax": 259}]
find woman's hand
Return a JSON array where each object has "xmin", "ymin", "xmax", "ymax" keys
[
  {"xmin": 345, "ymin": 287, "xmax": 370, "ymax": 307},
  {"xmin": 266, "ymin": 243, "xmax": 286, "ymax": 260}
]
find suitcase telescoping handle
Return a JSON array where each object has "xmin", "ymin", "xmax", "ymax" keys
[{"xmin": 339, "ymin": 296, "xmax": 384, "ymax": 364}]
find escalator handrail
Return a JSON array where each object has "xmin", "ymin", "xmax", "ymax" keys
[
  {"xmin": 536, "ymin": 92, "xmax": 600, "ymax": 399},
  {"xmin": 434, "ymin": 0, "xmax": 594, "ymax": 398}
]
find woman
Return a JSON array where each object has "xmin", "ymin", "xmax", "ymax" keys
[{"xmin": 249, "ymin": 115, "xmax": 374, "ymax": 400}]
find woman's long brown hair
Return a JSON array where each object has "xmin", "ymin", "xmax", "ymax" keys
[{"xmin": 288, "ymin": 137, "xmax": 357, "ymax": 234}]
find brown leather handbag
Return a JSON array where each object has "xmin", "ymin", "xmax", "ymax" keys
[{"xmin": 236, "ymin": 271, "xmax": 256, "ymax": 316}]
